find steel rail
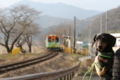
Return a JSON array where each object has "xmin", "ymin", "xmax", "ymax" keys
[{"xmin": 0, "ymin": 52, "xmax": 58, "ymax": 74}]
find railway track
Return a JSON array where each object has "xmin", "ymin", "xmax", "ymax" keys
[
  {"xmin": 1, "ymin": 62, "xmax": 80, "ymax": 80},
  {"xmin": 0, "ymin": 52, "xmax": 58, "ymax": 74}
]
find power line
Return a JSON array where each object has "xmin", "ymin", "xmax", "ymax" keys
[
  {"xmin": 100, "ymin": 15, "xmax": 103, "ymax": 33},
  {"xmin": 105, "ymin": 11, "xmax": 108, "ymax": 33}
]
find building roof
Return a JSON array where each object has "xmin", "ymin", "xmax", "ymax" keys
[
  {"xmin": 76, "ymin": 41, "xmax": 83, "ymax": 44},
  {"xmin": 111, "ymin": 33, "xmax": 120, "ymax": 38}
]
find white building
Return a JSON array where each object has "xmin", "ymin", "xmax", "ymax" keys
[{"xmin": 111, "ymin": 33, "xmax": 120, "ymax": 47}]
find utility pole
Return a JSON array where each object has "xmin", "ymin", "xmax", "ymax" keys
[
  {"xmin": 69, "ymin": 26, "xmax": 72, "ymax": 53},
  {"xmin": 73, "ymin": 17, "xmax": 76, "ymax": 53},
  {"xmin": 105, "ymin": 11, "xmax": 108, "ymax": 33},
  {"xmin": 68, "ymin": 26, "xmax": 70, "ymax": 37},
  {"xmin": 100, "ymin": 15, "xmax": 103, "ymax": 33}
]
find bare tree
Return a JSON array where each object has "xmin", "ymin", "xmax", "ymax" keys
[
  {"xmin": 23, "ymin": 23, "xmax": 41, "ymax": 53},
  {"xmin": 15, "ymin": 36, "xmax": 26, "ymax": 52},
  {"xmin": 0, "ymin": 5, "xmax": 41, "ymax": 53}
]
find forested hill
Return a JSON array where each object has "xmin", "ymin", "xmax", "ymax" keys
[
  {"xmin": 36, "ymin": 15, "xmax": 70, "ymax": 28},
  {"xmin": 78, "ymin": 6, "xmax": 120, "ymax": 41}
]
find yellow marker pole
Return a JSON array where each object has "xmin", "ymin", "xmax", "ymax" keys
[{"xmin": 12, "ymin": 47, "xmax": 20, "ymax": 55}]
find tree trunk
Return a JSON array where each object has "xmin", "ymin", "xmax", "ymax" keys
[
  {"xmin": 28, "ymin": 43, "xmax": 32, "ymax": 53},
  {"xmin": 6, "ymin": 46, "xmax": 11, "ymax": 53}
]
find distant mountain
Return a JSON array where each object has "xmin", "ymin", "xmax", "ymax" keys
[
  {"xmin": 39, "ymin": 17, "xmax": 94, "ymax": 38},
  {"xmin": 37, "ymin": 15, "xmax": 70, "ymax": 28},
  {"xmin": 9, "ymin": 0, "xmax": 103, "ymax": 36},
  {"xmin": 11, "ymin": 0, "xmax": 103, "ymax": 20}
]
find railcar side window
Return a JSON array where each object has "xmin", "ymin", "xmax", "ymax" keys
[
  {"xmin": 48, "ymin": 36, "xmax": 51, "ymax": 42},
  {"xmin": 56, "ymin": 37, "xmax": 59, "ymax": 42}
]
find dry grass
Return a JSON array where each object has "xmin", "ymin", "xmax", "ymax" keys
[
  {"xmin": 0, "ymin": 53, "xmax": 44, "ymax": 65},
  {"xmin": 78, "ymin": 58, "xmax": 95, "ymax": 76},
  {"xmin": 0, "ymin": 53, "xmax": 78, "ymax": 78}
]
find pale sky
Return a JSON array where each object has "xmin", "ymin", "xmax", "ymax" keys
[{"xmin": 0, "ymin": 0, "xmax": 120, "ymax": 11}]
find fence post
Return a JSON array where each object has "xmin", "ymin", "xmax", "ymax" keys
[{"xmin": 70, "ymin": 73, "xmax": 72, "ymax": 80}]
